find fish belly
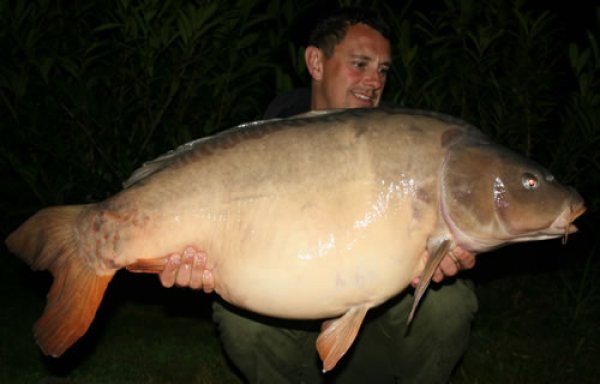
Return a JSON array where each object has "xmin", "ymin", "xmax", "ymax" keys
[{"xmin": 173, "ymin": 182, "xmax": 434, "ymax": 319}]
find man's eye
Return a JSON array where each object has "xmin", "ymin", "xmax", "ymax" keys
[
  {"xmin": 353, "ymin": 61, "xmax": 366, "ymax": 69},
  {"xmin": 379, "ymin": 67, "xmax": 390, "ymax": 76}
]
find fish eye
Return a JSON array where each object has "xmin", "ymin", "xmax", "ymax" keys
[{"xmin": 522, "ymin": 173, "xmax": 539, "ymax": 190}]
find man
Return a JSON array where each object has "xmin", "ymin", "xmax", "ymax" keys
[{"xmin": 160, "ymin": 8, "xmax": 477, "ymax": 383}]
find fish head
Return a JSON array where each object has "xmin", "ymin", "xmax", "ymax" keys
[{"xmin": 440, "ymin": 141, "xmax": 586, "ymax": 252}]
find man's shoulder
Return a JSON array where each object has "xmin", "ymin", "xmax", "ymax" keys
[{"xmin": 263, "ymin": 88, "xmax": 311, "ymax": 119}]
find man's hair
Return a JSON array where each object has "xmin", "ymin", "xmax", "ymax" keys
[{"xmin": 307, "ymin": 7, "xmax": 391, "ymax": 58}]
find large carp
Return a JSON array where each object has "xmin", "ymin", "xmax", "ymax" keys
[{"xmin": 6, "ymin": 108, "xmax": 585, "ymax": 371}]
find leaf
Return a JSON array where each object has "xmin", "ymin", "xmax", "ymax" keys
[
  {"xmin": 38, "ymin": 57, "xmax": 54, "ymax": 84},
  {"xmin": 93, "ymin": 23, "xmax": 122, "ymax": 33}
]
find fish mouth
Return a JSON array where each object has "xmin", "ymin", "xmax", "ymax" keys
[
  {"xmin": 498, "ymin": 202, "xmax": 586, "ymax": 246},
  {"xmin": 559, "ymin": 203, "xmax": 586, "ymax": 244}
]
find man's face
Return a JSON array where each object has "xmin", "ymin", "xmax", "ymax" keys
[{"xmin": 312, "ymin": 23, "xmax": 391, "ymax": 109}]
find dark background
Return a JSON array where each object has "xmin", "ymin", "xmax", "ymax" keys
[{"xmin": 1, "ymin": 0, "xmax": 598, "ymax": 382}]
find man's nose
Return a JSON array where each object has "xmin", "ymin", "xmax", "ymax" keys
[{"xmin": 363, "ymin": 69, "xmax": 384, "ymax": 89}]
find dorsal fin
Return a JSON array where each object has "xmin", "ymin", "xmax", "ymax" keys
[
  {"xmin": 123, "ymin": 108, "xmax": 480, "ymax": 188},
  {"xmin": 122, "ymin": 118, "xmax": 280, "ymax": 188},
  {"xmin": 121, "ymin": 111, "xmax": 348, "ymax": 189}
]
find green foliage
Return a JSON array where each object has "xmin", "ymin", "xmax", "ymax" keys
[
  {"xmin": 0, "ymin": 0, "xmax": 302, "ymax": 215},
  {"xmin": 553, "ymin": 24, "xmax": 600, "ymax": 212},
  {"xmin": 388, "ymin": 1, "xmax": 561, "ymax": 153}
]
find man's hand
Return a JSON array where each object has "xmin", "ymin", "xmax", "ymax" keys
[
  {"xmin": 159, "ymin": 246, "xmax": 215, "ymax": 293},
  {"xmin": 411, "ymin": 247, "xmax": 476, "ymax": 287}
]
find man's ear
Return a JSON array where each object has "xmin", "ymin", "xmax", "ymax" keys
[{"xmin": 305, "ymin": 46, "xmax": 324, "ymax": 81}]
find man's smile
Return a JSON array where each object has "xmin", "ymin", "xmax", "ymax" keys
[{"xmin": 351, "ymin": 90, "xmax": 377, "ymax": 106}]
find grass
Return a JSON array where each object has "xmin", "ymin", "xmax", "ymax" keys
[{"xmin": 2, "ymin": 217, "xmax": 598, "ymax": 383}]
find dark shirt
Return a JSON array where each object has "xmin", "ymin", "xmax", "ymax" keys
[
  {"xmin": 263, "ymin": 88, "xmax": 396, "ymax": 119},
  {"xmin": 263, "ymin": 88, "xmax": 311, "ymax": 119}
]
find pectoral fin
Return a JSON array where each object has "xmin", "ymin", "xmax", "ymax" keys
[
  {"xmin": 407, "ymin": 239, "xmax": 451, "ymax": 325},
  {"xmin": 316, "ymin": 304, "xmax": 369, "ymax": 372}
]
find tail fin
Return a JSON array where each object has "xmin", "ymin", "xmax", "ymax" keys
[{"xmin": 5, "ymin": 205, "xmax": 115, "ymax": 357}]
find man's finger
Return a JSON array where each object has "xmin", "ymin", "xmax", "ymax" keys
[
  {"xmin": 159, "ymin": 253, "xmax": 181, "ymax": 288},
  {"xmin": 175, "ymin": 251, "xmax": 194, "ymax": 287},
  {"xmin": 432, "ymin": 267, "xmax": 445, "ymax": 283},
  {"xmin": 438, "ymin": 254, "xmax": 460, "ymax": 277},
  {"xmin": 454, "ymin": 248, "xmax": 476, "ymax": 269},
  {"xmin": 202, "ymin": 270, "xmax": 215, "ymax": 294},
  {"xmin": 189, "ymin": 249, "xmax": 207, "ymax": 289}
]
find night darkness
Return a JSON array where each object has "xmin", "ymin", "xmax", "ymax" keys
[{"xmin": 1, "ymin": 1, "xmax": 599, "ymax": 383}]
